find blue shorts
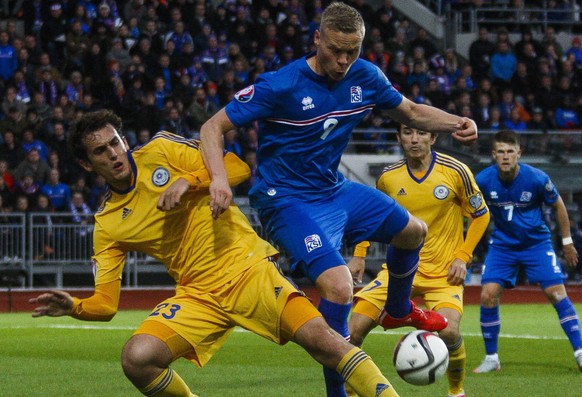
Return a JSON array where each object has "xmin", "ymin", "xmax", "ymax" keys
[
  {"xmin": 258, "ymin": 180, "xmax": 409, "ymax": 282},
  {"xmin": 481, "ymin": 240, "xmax": 564, "ymax": 289}
]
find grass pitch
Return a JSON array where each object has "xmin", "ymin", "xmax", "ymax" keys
[{"xmin": 1, "ymin": 304, "xmax": 582, "ymax": 396}]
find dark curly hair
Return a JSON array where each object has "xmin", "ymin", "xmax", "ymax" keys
[{"xmin": 68, "ymin": 109, "xmax": 123, "ymax": 163}]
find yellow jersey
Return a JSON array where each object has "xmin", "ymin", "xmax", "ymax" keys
[
  {"xmin": 92, "ymin": 131, "xmax": 278, "ymax": 292},
  {"xmin": 378, "ymin": 152, "xmax": 488, "ymax": 278}
]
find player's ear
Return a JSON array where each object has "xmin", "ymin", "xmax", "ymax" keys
[{"xmin": 78, "ymin": 159, "xmax": 93, "ymax": 173}]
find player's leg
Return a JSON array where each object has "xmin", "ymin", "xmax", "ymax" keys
[
  {"xmin": 542, "ymin": 283, "xmax": 582, "ymax": 371},
  {"xmin": 342, "ymin": 182, "xmax": 446, "ymax": 332},
  {"xmin": 283, "ymin": 296, "xmax": 400, "ymax": 397},
  {"xmin": 473, "ymin": 281, "xmax": 504, "ymax": 373},
  {"xmin": 524, "ymin": 241, "xmax": 582, "ymax": 371},
  {"xmin": 438, "ymin": 308, "xmax": 466, "ymax": 397},
  {"xmin": 122, "ymin": 327, "xmax": 198, "ymax": 397},
  {"xmin": 259, "ymin": 202, "xmax": 352, "ymax": 396}
]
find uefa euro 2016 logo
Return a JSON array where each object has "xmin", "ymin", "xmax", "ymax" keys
[{"xmin": 304, "ymin": 234, "xmax": 323, "ymax": 253}]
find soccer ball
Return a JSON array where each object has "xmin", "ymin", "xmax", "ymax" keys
[{"xmin": 393, "ymin": 330, "xmax": 449, "ymax": 386}]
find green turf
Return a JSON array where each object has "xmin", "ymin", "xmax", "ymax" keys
[{"xmin": 1, "ymin": 304, "xmax": 582, "ymax": 396}]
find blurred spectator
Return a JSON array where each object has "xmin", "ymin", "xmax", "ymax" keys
[
  {"xmin": 87, "ymin": 173, "xmax": 108, "ymax": 211},
  {"xmin": 498, "ymin": 87, "xmax": 530, "ymax": 123},
  {"xmin": 13, "ymin": 193, "xmax": 28, "ymax": 214},
  {"xmin": 515, "ymin": 29, "xmax": 544, "ymax": 60},
  {"xmin": 511, "ymin": 61, "xmax": 535, "ymax": 99},
  {"xmin": 10, "ymin": 69, "xmax": 31, "ymax": 104},
  {"xmin": 386, "ymin": 28, "xmax": 409, "ymax": 63},
  {"xmin": 410, "ymin": 28, "xmax": 438, "ymax": 60},
  {"xmin": 541, "ymin": 26, "xmax": 564, "ymax": 60},
  {"xmin": 260, "ymin": 45, "xmax": 281, "ymax": 72},
  {"xmin": 41, "ymin": 168, "xmax": 71, "ymax": 211},
  {"xmin": 0, "ymin": 171, "xmax": 12, "ymax": 210},
  {"xmin": 224, "ymin": 129, "xmax": 243, "ymax": 158},
  {"xmin": 0, "ymin": 158, "xmax": 14, "ymax": 192},
  {"xmin": 84, "ymin": 42, "xmax": 108, "ymax": 93},
  {"xmin": 0, "ymin": 130, "xmax": 24, "ymax": 170},
  {"xmin": 21, "ymin": 128, "xmax": 49, "ymax": 162},
  {"xmin": 65, "ymin": 20, "xmax": 90, "ymax": 75},
  {"xmin": 47, "ymin": 149, "xmax": 73, "ymax": 186},
  {"xmin": 63, "ymin": 71, "xmax": 85, "ymax": 108},
  {"xmin": 139, "ymin": 19, "xmax": 164, "ymax": 56},
  {"xmin": 535, "ymin": 74, "xmax": 560, "ymax": 115},
  {"xmin": 555, "ymin": 96, "xmax": 581, "ymax": 129},
  {"xmin": 0, "ymin": 106, "xmax": 26, "ymax": 139},
  {"xmin": 13, "ymin": 148, "xmax": 50, "ymax": 185},
  {"xmin": 134, "ymin": 128, "xmax": 151, "ymax": 148},
  {"xmin": 0, "ymin": 29, "xmax": 17, "ymax": 83},
  {"xmin": 504, "ymin": 107, "xmax": 528, "ymax": 131},
  {"xmin": 486, "ymin": 106, "xmax": 505, "ymax": 130},
  {"xmin": 133, "ymin": 91, "xmax": 162, "ymax": 135},
  {"xmin": 1, "ymin": 85, "xmax": 27, "ymax": 117},
  {"xmin": 152, "ymin": 75, "xmax": 171, "ymax": 110},
  {"xmin": 366, "ymin": 41, "xmax": 390, "ymax": 75},
  {"xmin": 201, "ymin": 34, "xmax": 230, "ymax": 82},
  {"xmin": 70, "ymin": 174, "xmax": 90, "ymax": 200},
  {"xmin": 36, "ymin": 67, "xmax": 59, "ymax": 107},
  {"xmin": 68, "ymin": 190, "xmax": 93, "ymax": 257},
  {"xmin": 469, "ymin": 26, "xmax": 496, "ymax": 81},
  {"xmin": 407, "ymin": 61, "xmax": 429, "ymax": 94},
  {"xmin": 565, "ymin": 36, "xmax": 582, "ymax": 70},
  {"xmin": 187, "ymin": 86, "xmax": 218, "ymax": 133},
  {"xmin": 40, "ymin": 2, "xmax": 67, "ymax": 66},
  {"xmin": 160, "ymin": 106, "xmax": 191, "ymax": 138},
  {"xmin": 490, "ymin": 41, "xmax": 517, "ymax": 92},
  {"xmin": 14, "ymin": 171, "xmax": 41, "ymax": 205},
  {"xmin": 527, "ymin": 106, "xmax": 551, "ymax": 132},
  {"xmin": 473, "ymin": 91, "xmax": 493, "ymax": 129}
]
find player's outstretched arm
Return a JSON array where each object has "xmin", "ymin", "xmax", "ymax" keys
[
  {"xmin": 29, "ymin": 280, "xmax": 121, "ymax": 321},
  {"xmin": 388, "ymin": 97, "xmax": 478, "ymax": 145},
  {"xmin": 200, "ymin": 108, "xmax": 237, "ymax": 219}
]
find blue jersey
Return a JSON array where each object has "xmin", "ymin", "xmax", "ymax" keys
[
  {"xmin": 225, "ymin": 55, "xmax": 403, "ymax": 208},
  {"xmin": 475, "ymin": 163, "xmax": 559, "ymax": 249}
]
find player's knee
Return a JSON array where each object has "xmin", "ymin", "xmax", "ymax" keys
[
  {"xmin": 439, "ymin": 326, "xmax": 461, "ymax": 347},
  {"xmin": 392, "ymin": 216, "xmax": 427, "ymax": 249},
  {"xmin": 121, "ymin": 335, "xmax": 170, "ymax": 383}
]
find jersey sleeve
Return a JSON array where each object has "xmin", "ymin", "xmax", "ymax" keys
[
  {"xmin": 459, "ymin": 163, "xmax": 489, "ymax": 219},
  {"xmin": 540, "ymin": 172, "xmax": 560, "ymax": 206},
  {"xmin": 225, "ymin": 74, "xmax": 277, "ymax": 127},
  {"xmin": 371, "ymin": 64, "xmax": 403, "ymax": 110}
]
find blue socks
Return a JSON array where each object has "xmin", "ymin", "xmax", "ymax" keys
[
  {"xmin": 554, "ymin": 297, "xmax": 582, "ymax": 350},
  {"xmin": 384, "ymin": 245, "xmax": 420, "ymax": 318},
  {"xmin": 480, "ymin": 306, "xmax": 501, "ymax": 355},
  {"xmin": 318, "ymin": 298, "xmax": 351, "ymax": 397}
]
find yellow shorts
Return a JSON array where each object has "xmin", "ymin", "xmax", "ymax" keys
[
  {"xmin": 353, "ymin": 268, "xmax": 464, "ymax": 320},
  {"xmin": 134, "ymin": 258, "xmax": 321, "ymax": 367}
]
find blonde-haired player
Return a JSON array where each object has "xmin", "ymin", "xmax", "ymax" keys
[
  {"xmin": 348, "ymin": 124, "xmax": 490, "ymax": 397},
  {"xmin": 30, "ymin": 109, "xmax": 404, "ymax": 397}
]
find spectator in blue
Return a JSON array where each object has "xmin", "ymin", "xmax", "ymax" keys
[
  {"xmin": 88, "ymin": 173, "xmax": 108, "ymax": 211},
  {"xmin": 260, "ymin": 45, "xmax": 281, "ymax": 72},
  {"xmin": 166, "ymin": 21, "xmax": 193, "ymax": 56},
  {"xmin": 407, "ymin": 61, "xmax": 429, "ymax": 94},
  {"xmin": 224, "ymin": 128, "xmax": 243, "ymax": 159},
  {"xmin": 504, "ymin": 107, "xmax": 528, "ymax": 131},
  {"xmin": 201, "ymin": 34, "xmax": 229, "ymax": 83},
  {"xmin": 490, "ymin": 41, "xmax": 517, "ymax": 91},
  {"xmin": 565, "ymin": 37, "xmax": 582, "ymax": 70},
  {"xmin": 555, "ymin": 97, "xmax": 581, "ymax": 129},
  {"xmin": 21, "ymin": 128, "xmax": 49, "ymax": 162},
  {"xmin": 41, "ymin": 168, "xmax": 71, "ymax": 211},
  {"xmin": 0, "ymin": 29, "xmax": 17, "ymax": 83}
]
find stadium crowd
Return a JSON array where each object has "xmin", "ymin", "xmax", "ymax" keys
[{"xmin": 0, "ymin": 0, "xmax": 581, "ymax": 212}]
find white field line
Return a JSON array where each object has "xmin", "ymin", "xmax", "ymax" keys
[{"xmin": 0, "ymin": 323, "xmax": 568, "ymax": 340}]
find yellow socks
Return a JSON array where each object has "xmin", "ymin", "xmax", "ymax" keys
[
  {"xmin": 140, "ymin": 367, "xmax": 198, "ymax": 397},
  {"xmin": 337, "ymin": 347, "xmax": 399, "ymax": 397},
  {"xmin": 446, "ymin": 338, "xmax": 466, "ymax": 396}
]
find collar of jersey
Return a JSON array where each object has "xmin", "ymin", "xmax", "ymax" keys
[{"xmin": 406, "ymin": 151, "xmax": 436, "ymax": 183}]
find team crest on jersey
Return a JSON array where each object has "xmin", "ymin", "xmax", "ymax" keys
[
  {"xmin": 490, "ymin": 191, "xmax": 498, "ymax": 199},
  {"xmin": 469, "ymin": 193, "xmax": 483, "ymax": 209},
  {"xmin": 433, "ymin": 185, "xmax": 449, "ymax": 200},
  {"xmin": 234, "ymin": 85, "xmax": 255, "ymax": 103},
  {"xmin": 152, "ymin": 167, "xmax": 170, "ymax": 187},
  {"xmin": 304, "ymin": 234, "xmax": 323, "ymax": 253},
  {"xmin": 350, "ymin": 86, "xmax": 362, "ymax": 103},
  {"xmin": 520, "ymin": 191, "xmax": 532, "ymax": 202},
  {"xmin": 301, "ymin": 96, "xmax": 315, "ymax": 110}
]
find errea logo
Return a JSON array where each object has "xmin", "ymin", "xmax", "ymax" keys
[{"xmin": 302, "ymin": 96, "xmax": 315, "ymax": 110}]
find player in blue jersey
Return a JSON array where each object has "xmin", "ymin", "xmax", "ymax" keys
[
  {"xmin": 201, "ymin": 3, "xmax": 477, "ymax": 395},
  {"xmin": 473, "ymin": 130, "xmax": 582, "ymax": 373}
]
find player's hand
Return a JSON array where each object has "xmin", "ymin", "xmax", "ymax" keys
[
  {"xmin": 29, "ymin": 290, "xmax": 73, "ymax": 317},
  {"xmin": 347, "ymin": 256, "xmax": 366, "ymax": 285},
  {"xmin": 447, "ymin": 258, "xmax": 467, "ymax": 286},
  {"xmin": 157, "ymin": 178, "xmax": 191, "ymax": 211},
  {"xmin": 451, "ymin": 118, "xmax": 478, "ymax": 145},
  {"xmin": 563, "ymin": 244, "xmax": 578, "ymax": 268},
  {"xmin": 209, "ymin": 177, "xmax": 232, "ymax": 219}
]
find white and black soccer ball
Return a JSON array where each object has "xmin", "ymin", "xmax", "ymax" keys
[{"xmin": 393, "ymin": 330, "xmax": 449, "ymax": 386}]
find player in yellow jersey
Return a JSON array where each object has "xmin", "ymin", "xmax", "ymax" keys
[
  {"xmin": 347, "ymin": 124, "xmax": 490, "ymax": 397},
  {"xmin": 29, "ymin": 110, "xmax": 403, "ymax": 397}
]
